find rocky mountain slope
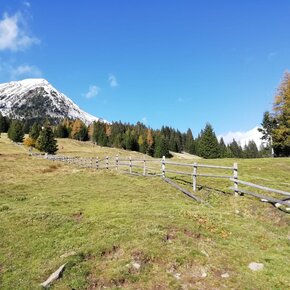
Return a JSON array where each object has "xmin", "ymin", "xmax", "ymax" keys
[{"xmin": 0, "ymin": 78, "xmax": 106, "ymax": 125}]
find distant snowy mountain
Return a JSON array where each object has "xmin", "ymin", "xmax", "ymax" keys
[{"xmin": 0, "ymin": 78, "xmax": 107, "ymax": 125}]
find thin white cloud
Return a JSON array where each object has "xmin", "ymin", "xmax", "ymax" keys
[
  {"xmin": 218, "ymin": 126, "xmax": 263, "ymax": 148},
  {"xmin": 141, "ymin": 117, "xmax": 148, "ymax": 125},
  {"xmin": 267, "ymin": 51, "xmax": 277, "ymax": 61},
  {"xmin": 0, "ymin": 61, "xmax": 42, "ymax": 81},
  {"xmin": 11, "ymin": 64, "xmax": 42, "ymax": 79},
  {"xmin": 23, "ymin": 1, "xmax": 31, "ymax": 7},
  {"xmin": 84, "ymin": 85, "xmax": 100, "ymax": 99},
  {"xmin": 0, "ymin": 12, "xmax": 39, "ymax": 51},
  {"xmin": 108, "ymin": 73, "xmax": 118, "ymax": 87}
]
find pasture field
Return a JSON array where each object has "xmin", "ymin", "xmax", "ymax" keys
[{"xmin": 0, "ymin": 134, "xmax": 290, "ymax": 289}]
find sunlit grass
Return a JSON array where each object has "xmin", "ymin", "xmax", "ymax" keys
[{"xmin": 0, "ymin": 134, "xmax": 289, "ymax": 289}]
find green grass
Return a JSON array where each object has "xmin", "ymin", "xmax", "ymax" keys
[{"xmin": 0, "ymin": 134, "xmax": 290, "ymax": 289}]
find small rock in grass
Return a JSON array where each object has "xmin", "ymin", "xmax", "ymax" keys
[
  {"xmin": 173, "ymin": 272, "xmax": 181, "ymax": 280},
  {"xmin": 132, "ymin": 262, "xmax": 141, "ymax": 270},
  {"xmin": 261, "ymin": 199, "xmax": 268, "ymax": 203},
  {"xmin": 60, "ymin": 251, "xmax": 76, "ymax": 258},
  {"xmin": 40, "ymin": 263, "xmax": 66, "ymax": 288},
  {"xmin": 248, "ymin": 262, "xmax": 264, "ymax": 271},
  {"xmin": 201, "ymin": 271, "xmax": 207, "ymax": 278},
  {"xmin": 192, "ymin": 267, "xmax": 207, "ymax": 278},
  {"xmin": 201, "ymin": 250, "xmax": 209, "ymax": 257},
  {"xmin": 221, "ymin": 272, "xmax": 229, "ymax": 278}
]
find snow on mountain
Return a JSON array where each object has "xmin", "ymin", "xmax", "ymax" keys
[
  {"xmin": 0, "ymin": 78, "xmax": 108, "ymax": 125},
  {"xmin": 218, "ymin": 127, "xmax": 263, "ymax": 148}
]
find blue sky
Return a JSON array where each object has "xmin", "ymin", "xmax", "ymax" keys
[{"xmin": 1, "ymin": 1, "xmax": 290, "ymax": 141}]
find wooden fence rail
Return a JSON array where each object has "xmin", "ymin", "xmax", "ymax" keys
[
  {"xmin": 229, "ymin": 178, "xmax": 290, "ymax": 197},
  {"xmin": 31, "ymin": 153, "xmax": 290, "ymax": 209},
  {"xmin": 229, "ymin": 178, "xmax": 290, "ymax": 207}
]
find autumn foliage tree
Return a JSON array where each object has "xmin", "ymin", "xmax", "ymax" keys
[
  {"xmin": 71, "ymin": 119, "xmax": 87, "ymax": 140},
  {"xmin": 146, "ymin": 129, "xmax": 154, "ymax": 156},
  {"xmin": 259, "ymin": 72, "xmax": 290, "ymax": 156},
  {"xmin": 272, "ymin": 72, "xmax": 290, "ymax": 156}
]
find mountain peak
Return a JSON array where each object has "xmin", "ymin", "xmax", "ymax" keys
[{"xmin": 0, "ymin": 78, "xmax": 107, "ymax": 125}]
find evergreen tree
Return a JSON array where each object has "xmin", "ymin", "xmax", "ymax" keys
[
  {"xmin": 35, "ymin": 125, "xmax": 58, "ymax": 154},
  {"xmin": 219, "ymin": 137, "xmax": 228, "ymax": 158},
  {"xmin": 154, "ymin": 135, "xmax": 170, "ymax": 158},
  {"xmin": 226, "ymin": 145, "xmax": 234, "ymax": 158},
  {"xmin": 258, "ymin": 111, "xmax": 276, "ymax": 157},
  {"xmin": 98, "ymin": 130, "xmax": 108, "ymax": 146},
  {"xmin": 0, "ymin": 113, "xmax": 9, "ymax": 133},
  {"xmin": 244, "ymin": 140, "xmax": 259, "ymax": 158},
  {"xmin": 110, "ymin": 122, "xmax": 124, "ymax": 148},
  {"xmin": 228, "ymin": 139, "xmax": 243, "ymax": 158},
  {"xmin": 29, "ymin": 122, "xmax": 41, "ymax": 141},
  {"xmin": 55, "ymin": 123, "xmax": 69, "ymax": 138},
  {"xmin": 184, "ymin": 128, "xmax": 195, "ymax": 154},
  {"xmin": 123, "ymin": 129, "xmax": 138, "ymax": 151},
  {"xmin": 22, "ymin": 119, "xmax": 31, "ymax": 134},
  {"xmin": 78, "ymin": 123, "xmax": 88, "ymax": 141},
  {"xmin": 197, "ymin": 123, "xmax": 220, "ymax": 159},
  {"xmin": 7, "ymin": 120, "xmax": 24, "ymax": 142},
  {"xmin": 93, "ymin": 121, "xmax": 108, "ymax": 146},
  {"xmin": 259, "ymin": 143, "xmax": 271, "ymax": 157},
  {"xmin": 62, "ymin": 118, "xmax": 72, "ymax": 137}
]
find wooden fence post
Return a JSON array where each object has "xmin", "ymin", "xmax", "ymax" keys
[
  {"xmin": 96, "ymin": 157, "xmax": 99, "ymax": 170},
  {"xmin": 162, "ymin": 156, "xmax": 166, "ymax": 177},
  {"xmin": 233, "ymin": 162, "xmax": 238, "ymax": 196},
  {"xmin": 90, "ymin": 157, "xmax": 93, "ymax": 168},
  {"xmin": 116, "ymin": 155, "xmax": 119, "ymax": 171},
  {"xmin": 129, "ymin": 156, "xmax": 132, "ymax": 174},
  {"xmin": 193, "ymin": 162, "xmax": 197, "ymax": 191},
  {"xmin": 143, "ymin": 157, "xmax": 146, "ymax": 176},
  {"xmin": 106, "ymin": 156, "xmax": 109, "ymax": 169}
]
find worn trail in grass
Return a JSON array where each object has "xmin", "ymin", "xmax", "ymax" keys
[{"xmin": 0, "ymin": 135, "xmax": 290, "ymax": 289}]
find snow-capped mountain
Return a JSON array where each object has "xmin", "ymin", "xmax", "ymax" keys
[{"xmin": 0, "ymin": 78, "xmax": 107, "ymax": 125}]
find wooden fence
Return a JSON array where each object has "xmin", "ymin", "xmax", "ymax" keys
[
  {"xmin": 161, "ymin": 156, "xmax": 238, "ymax": 194},
  {"xmin": 32, "ymin": 153, "xmax": 238, "ymax": 192},
  {"xmin": 31, "ymin": 152, "xmax": 290, "ymax": 209}
]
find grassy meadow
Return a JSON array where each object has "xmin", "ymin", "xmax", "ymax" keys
[{"xmin": 0, "ymin": 134, "xmax": 290, "ymax": 289}]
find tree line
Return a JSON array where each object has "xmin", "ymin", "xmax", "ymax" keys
[
  {"xmin": 1, "ymin": 112, "xmax": 263, "ymax": 158},
  {"xmin": 4, "ymin": 70, "xmax": 289, "ymax": 158}
]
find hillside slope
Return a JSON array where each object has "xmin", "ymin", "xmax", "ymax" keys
[{"xmin": 0, "ymin": 135, "xmax": 289, "ymax": 289}]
